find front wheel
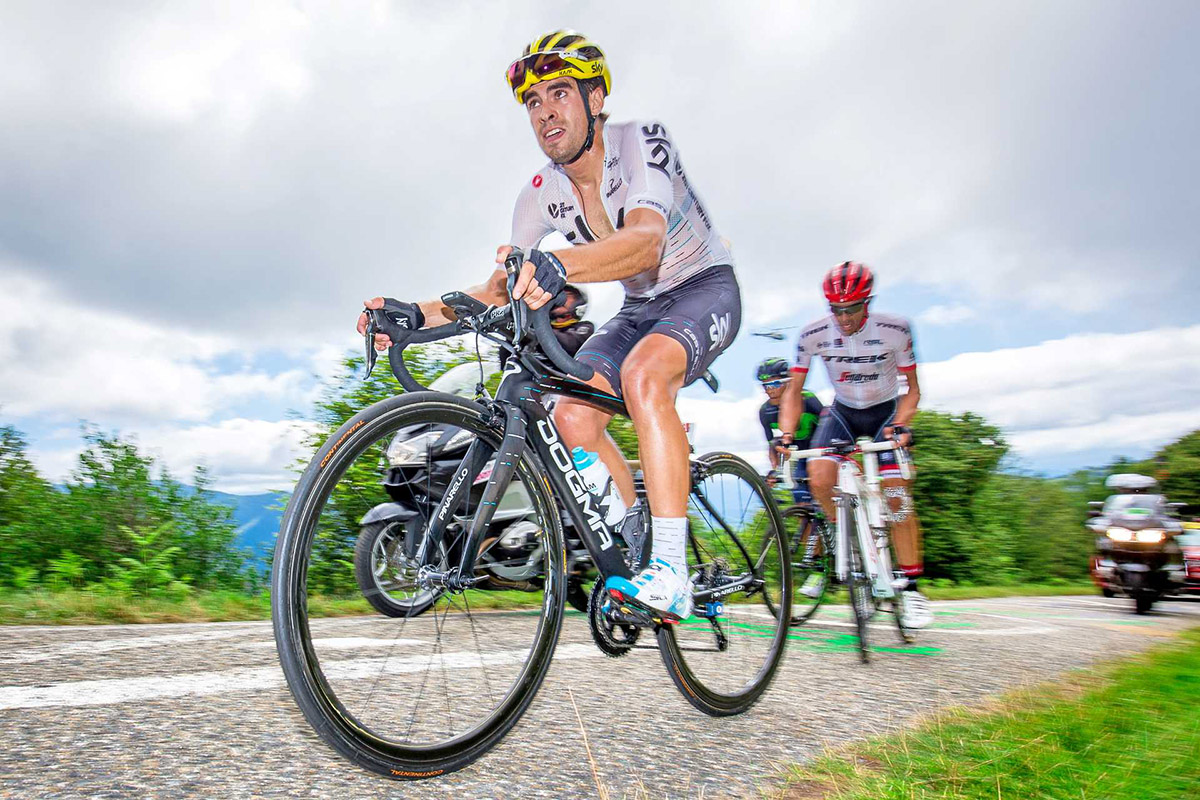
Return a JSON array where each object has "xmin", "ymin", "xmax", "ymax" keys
[
  {"xmin": 779, "ymin": 506, "xmax": 831, "ymax": 626},
  {"xmin": 656, "ymin": 452, "xmax": 792, "ymax": 716},
  {"xmin": 843, "ymin": 505, "xmax": 873, "ymax": 663},
  {"xmin": 272, "ymin": 391, "xmax": 567, "ymax": 780}
]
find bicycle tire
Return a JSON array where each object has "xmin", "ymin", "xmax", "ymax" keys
[
  {"xmin": 843, "ymin": 504, "xmax": 872, "ymax": 664},
  {"xmin": 272, "ymin": 391, "xmax": 566, "ymax": 779},
  {"xmin": 780, "ymin": 506, "xmax": 831, "ymax": 626},
  {"xmin": 657, "ymin": 451, "xmax": 792, "ymax": 716}
]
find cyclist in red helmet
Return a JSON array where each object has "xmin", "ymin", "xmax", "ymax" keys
[{"xmin": 778, "ymin": 262, "xmax": 931, "ymax": 627}]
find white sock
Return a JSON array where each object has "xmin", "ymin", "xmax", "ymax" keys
[{"xmin": 651, "ymin": 516, "xmax": 687, "ymax": 575}]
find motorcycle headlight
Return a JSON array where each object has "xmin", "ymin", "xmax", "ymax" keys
[
  {"xmin": 1106, "ymin": 527, "xmax": 1134, "ymax": 542},
  {"xmin": 443, "ymin": 428, "xmax": 475, "ymax": 451},
  {"xmin": 386, "ymin": 431, "xmax": 442, "ymax": 467},
  {"xmin": 1135, "ymin": 529, "xmax": 1165, "ymax": 544}
]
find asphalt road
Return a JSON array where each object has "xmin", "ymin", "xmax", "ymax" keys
[{"xmin": 2, "ymin": 595, "xmax": 1198, "ymax": 799}]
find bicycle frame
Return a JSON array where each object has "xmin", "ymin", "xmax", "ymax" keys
[
  {"xmin": 792, "ymin": 439, "xmax": 911, "ymax": 599},
  {"xmin": 417, "ymin": 358, "xmax": 635, "ymax": 589}
]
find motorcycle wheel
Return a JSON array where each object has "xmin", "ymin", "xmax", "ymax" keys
[
  {"xmin": 566, "ymin": 581, "xmax": 591, "ymax": 615},
  {"xmin": 1135, "ymin": 590, "xmax": 1157, "ymax": 615},
  {"xmin": 353, "ymin": 520, "xmax": 440, "ymax": 618}
]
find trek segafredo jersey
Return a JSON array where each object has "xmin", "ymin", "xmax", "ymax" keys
[
  {"xmin": 793, "ymin": 312, "xmax": 917, "ymax": 409},
  {"xmin": 510, "ymin": 120, "xmax": 733, "ymax": 299}
]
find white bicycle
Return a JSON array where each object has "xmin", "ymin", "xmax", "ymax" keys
[{"xmin": 789, "ymin": 438, "xmax": 917, "ymax": 662}]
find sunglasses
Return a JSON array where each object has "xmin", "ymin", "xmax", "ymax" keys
[
  {"xmin": 761, "ymin": 379, "xmax": 790, "ymax": 389},
  {"xmin": 830, "ymin": 301, "xmax": 866, "ymax": 317},
  {"xmin": 507, "ymin": 52, "xmax": 575, "ymax": 98}
]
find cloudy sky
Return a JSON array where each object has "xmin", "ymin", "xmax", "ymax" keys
[{"xmin": 1, "ymin": 1, "xmax": 1197, "ymax": 492}]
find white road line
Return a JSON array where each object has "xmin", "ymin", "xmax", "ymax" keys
[
  {"xmin": 742, "ymin": 610, "xmax": 1059, "ymax": 636},
  {"xmin": 0, "ymin": 643, "xmax": 602, "ymax": 710},
  {"xmin": 236, "ymin": 638, "xmax": 424, "ymax": 651},
  {"xmin": 0, "ymin": 629, "xmax": 264, "ymax": 665},
  {"xmin": 792, "ymin": 619, "xmax": 1061, "ymax": 636}
]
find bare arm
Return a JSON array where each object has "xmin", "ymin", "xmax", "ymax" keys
[
  {"xmin": 507, "ymin": 208, "xmax": 667, "ymax": 307},
  {"xmin": 894, "ymin": 369, "xmax": 920, "ymax": 425},
  {"xmin": 356, "ymin": 269, "xmax": 510, "ymax": 347},
  {"xmin": 886, "ymin": 369, "xmax": 921, "ymax": 446}
]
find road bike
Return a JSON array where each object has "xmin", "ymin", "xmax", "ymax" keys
[
  {"xmin": 775, "ymin": 439, "xmax": 917, "ymax": 662},
  {"xmin": 271, "ymin": 250, "xmax": 791, "ymax": 779}
]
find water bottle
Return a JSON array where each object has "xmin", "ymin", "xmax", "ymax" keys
[{"xmin": 571, "ymin": 447, "xmax": 627, "ymax": 527}]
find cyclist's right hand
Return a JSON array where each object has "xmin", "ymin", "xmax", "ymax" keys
[
  {"xmin": 497, "ymin": 245, "xmax": 566, "ymax": 310},
  {"xmin": 357, "ymin": 297, "xmax": 425, "ymax": 351},
  {"xmin": 765, "ymin": 469, "xmax": 779, "ymax": 488}
]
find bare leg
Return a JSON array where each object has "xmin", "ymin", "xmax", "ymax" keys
[
  {"xmin": 619, "ymin": 335, "xmax": 689, "ymax": 517},
  {"xmin": 554, "ymin": 378, "xmax": 635, "ymax": 506},
  {"xmin": 883, "ymin": 476, "xmax": 922, "ymax": 576},
  {"xmin": 808, "ymin": 459, "xmax": 838, "ymax": 521}
]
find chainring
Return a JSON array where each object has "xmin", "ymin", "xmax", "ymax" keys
[{"xmin": 586, "ymin": 579, "xmax": 641, "ymax": 657}]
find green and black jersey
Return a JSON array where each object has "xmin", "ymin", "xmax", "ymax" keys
[{"xmin": 759, "ymin": 391, "xmax": 824, "ymax": 446}]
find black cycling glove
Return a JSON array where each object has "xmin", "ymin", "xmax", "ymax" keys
[
  {"xmin": 374, "ymin": 298, "xmax": 425, "ymax": 343},
  {"xmin": 527, "ymin": 249, "xmax": 567, "ymax": 299}
]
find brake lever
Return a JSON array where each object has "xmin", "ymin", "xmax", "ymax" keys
[
  {"xmin": 363, "ymin": 310, "xmax": 380, "ymax": 380},
  {"xmin": 503, "ymin": 248, "xmax": 527, "ymax": 343}
]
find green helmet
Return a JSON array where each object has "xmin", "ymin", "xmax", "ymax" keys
[{"xmin": 756, "ymin": 357, "xmax": 790, "ymax": 383}]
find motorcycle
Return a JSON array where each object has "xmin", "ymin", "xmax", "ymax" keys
[
  {"xmin": 354, "ymin": 363, "xmax": 602, "ymax": 617},
  {"xmin": 1087, "ymin": 473, "xmax": 1187, "ymax": 614}
]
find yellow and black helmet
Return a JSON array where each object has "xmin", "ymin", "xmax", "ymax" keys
[{"xmin": 505, "ymin": 30, "xmax": 611, "ymax": 105}]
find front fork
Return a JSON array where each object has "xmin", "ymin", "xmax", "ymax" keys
[
  {"xmin": 418, "ymin": 404, "xmax": 528, "ymax": 591},
  {"xmin": 834, "ymin": 463, "xmax": 895, "ymax": 599}
]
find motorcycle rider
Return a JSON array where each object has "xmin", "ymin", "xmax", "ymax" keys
[
  {"xmin": 757, "ymin": 357, "xmax": 823, "ymax": 503},
  {"xmin": 358, "ymin": 30, "xmax": 741, "ymax": 620},
  {"xmin": 549, "ymin": 283, "xmax": 594, "ymax": 357},
  {"xmin": 777, "ymin": 262, "xmax": 932, "ymax": 628}
]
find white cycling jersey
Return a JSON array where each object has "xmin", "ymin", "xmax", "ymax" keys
[
  {"xmin": 510, "ymin": 120, "xmax": 733, "ymax": 299},
  {"xmin": 793, "ymin": 312, "xmax": 917, "ymax": 409}
]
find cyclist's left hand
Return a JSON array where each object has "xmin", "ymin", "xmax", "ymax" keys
[{"xmin": 885, "ymin": 425, "xmax": 912, "ymax": 447}]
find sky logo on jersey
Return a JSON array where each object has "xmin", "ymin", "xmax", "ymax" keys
[{"xmin": 708, "ymin": 312, "xmax": 732, "ymax": 351}]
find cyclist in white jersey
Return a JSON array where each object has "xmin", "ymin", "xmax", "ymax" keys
[
  {"xmin": 778, "ymin": 262, "xmax": 932, "ymax": 627},
  {"xmin": 357, "ymin": 30, "xmax": 741, "ymax": 620}
]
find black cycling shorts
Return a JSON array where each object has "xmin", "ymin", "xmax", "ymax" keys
[
  {"xmin": 810, "ymin": 399, "xmax": 901, "ymax": 474},
  {"xmin": 576, "ymin": 265, "xmax": 742, "ymax": 397}
]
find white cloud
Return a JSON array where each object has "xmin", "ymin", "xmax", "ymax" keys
[
  {"xmin": 918, "ymin": 303, "xmax": 976, "ymax": 326},
  {"xmin": 0, "ymin": 270, "xmax": 312, "ymax": 424},
  {"xmin": 921, "ymin": 325, "xmax": 1200, "ymax": 457}
]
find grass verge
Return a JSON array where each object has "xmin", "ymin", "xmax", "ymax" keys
[
  {"xmin": 1, "ymin": 583, "xmax": 1106, "ymax": 625},
  {"xmin": 920, "ymin": 582, "xmax": 1096, "ymax": 601},
  {"xmin": 0, "ymin": 587, "xmax": 556, "ymax": 625},
  {"xmin": 774, "ymin": 626, "xmax": 1200, "ymax": 800}
]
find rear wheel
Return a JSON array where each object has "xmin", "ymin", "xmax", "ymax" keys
[
  {"xmin": 273, "ymin": 392, "xmax": 566, "ymax": 779},
  {"xmin": 656, "ymin": 452, "xmax": 791, "ymax": 716}
]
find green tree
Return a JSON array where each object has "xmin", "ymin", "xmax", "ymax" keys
[
  {"xmin": 0, "ymin": 425, "xmax": 61, "ymax": 585},
  {"xmin": 909, "ymin": 410, "xmax": 1008, "ymax": 582}
]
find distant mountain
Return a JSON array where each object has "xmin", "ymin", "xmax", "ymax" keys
[{"xmin": 208, "ymin": 490, "xmax": 287, "ymax": 570}]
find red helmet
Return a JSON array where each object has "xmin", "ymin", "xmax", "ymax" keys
[{"xmin": 823, "ymin": 261, "xmax": 874, "ymax": 303}]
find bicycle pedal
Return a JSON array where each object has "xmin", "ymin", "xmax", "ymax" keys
[{"xmin": 607, "ymin": 589, "xmax": 675, "ymax": 626}]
